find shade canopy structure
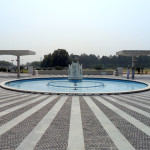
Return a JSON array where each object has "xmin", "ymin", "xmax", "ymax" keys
[
  {"xmin": 0, "ymin": 50, "xmax": 35, "ymax": 56},
  {"xmin": 116, "ymin": 50, "xmax": 150, "ymax": 57},
  {"xmin": 116, "ymin": 50, "xmax": 150, "ymax": 79},
  {"xmin": 0, "ymin": 50, "xmax": 36, "ymax": 78}
]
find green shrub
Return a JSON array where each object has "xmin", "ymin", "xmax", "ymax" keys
[{"xmin": 55, "ymin": 66, "xmax": 64, "ymax": 70}]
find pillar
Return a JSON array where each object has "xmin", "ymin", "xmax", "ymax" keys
[
  {"xmin": 132, "ymin": 56, "xmax": 136, "ymax": 68},
  {"xmin": 17, "ymin": 55, "xmax": 20, "ymax": 78},
  {"xmin": 132, "ymin": 56, "xmax": 136, "ymax": 79}
]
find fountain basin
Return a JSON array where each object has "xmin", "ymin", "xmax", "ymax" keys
[{"xmin": 1, "ymin": 77, "xmax": 150, "ymax": 95}]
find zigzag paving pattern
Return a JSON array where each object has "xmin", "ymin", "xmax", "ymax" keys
[{"xmin": 0, "ymin": 74, "xmax": 150, "ymax": 149}]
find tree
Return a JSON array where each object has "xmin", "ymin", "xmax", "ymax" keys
[
  {"xmin": 41, "ymin": 53, "xmax": 52, "ymax": 67},
  {"xmin": 93, "ymin": 64, "xmax": 102, "ymax": 70},
  {"xmin": 30, "ymin": 61, "xmax": 41, "ymax": 68},
  {"xmin": 51, "ymin": 49, "xmax": 70, "ymax": 67},
  {"xmin": 41, "ymin": 50, "xmax": 150, "ymax": 70},
  {"xmin": 78, "ymin": 53, "xmax": 89, "ymax": 68},
  {"xmin": 0, "ymin": 61, "xmax": 11, "ymax": 67}
]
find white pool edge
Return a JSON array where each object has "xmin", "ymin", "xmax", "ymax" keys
[{"xmin": 1, "ymin": 77, "xmax": 150, "ymax": 95}]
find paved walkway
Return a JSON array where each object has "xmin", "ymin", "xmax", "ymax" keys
[{"xmin": 0, "ymin": 73, "xmax": 150, "ymax": 149}]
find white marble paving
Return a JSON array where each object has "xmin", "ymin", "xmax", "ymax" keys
[
  {"xmin": 120, "ymin": 94, "xmax": 150, "ymax": 103},
  {"xmin": 67, "ymin": 96, "xmax": 85, "ymax": 150},
  {"xmin": 0, "ymin": 95, "xmax": 57, "ymax": 136},
  {"xmin": 112, "ymin": 95, "xmax": 150, "ymax": 109},
  {"xmin": 0, "ymin": 92, "xmax": 23, "ymax": 99},
  {"xmin": 103, "ymin": 96, "xmax": 150, "ymax": 118},
  {"xmin": 0, "ymin": 95, "xmax": 46, "ymax": 117},
  {"xmin": 84, "ymin": 96, "xmax": 135, "ymax": 150},
  {"xmin": 0, "ymin": 94, "xmax": 27, "ymax": 103},
  {"xmin": 16, "ymin": 96, "xmax": 68, "ymax": 150},
  {"xmin": 94, "ymin": 96, "xmax": 150, "ymax": 137},
  {"xmin": 0, "ymin": 94, "xmax": 37, "ymax": 108}
]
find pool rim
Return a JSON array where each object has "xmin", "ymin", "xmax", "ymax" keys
[{"xmin": 1, "ymin": 77, "xmax": 150, "ymax": 95}]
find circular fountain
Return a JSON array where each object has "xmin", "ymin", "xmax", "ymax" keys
[{"xmin": 0, "ymin": 62, "xmax": 150, "ymax": 95}]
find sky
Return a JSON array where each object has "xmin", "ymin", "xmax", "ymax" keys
[{"xmin": 0, "ymin": 0, "xmax": 150, "ymax": 64}]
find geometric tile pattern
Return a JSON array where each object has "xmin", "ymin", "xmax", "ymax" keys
[{"xmin": 0, "ymin": 74, "xmax": 150, "ymax": 150}]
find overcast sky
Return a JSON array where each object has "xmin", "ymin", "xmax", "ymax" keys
[{"xmin": 0, "ymin": 0, "xmax": 150, "ymax": 64}]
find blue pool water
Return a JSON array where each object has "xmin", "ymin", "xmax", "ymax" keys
[{"xmin": 5, "ymin": 78, "xmax": 148, "ymax": 93}]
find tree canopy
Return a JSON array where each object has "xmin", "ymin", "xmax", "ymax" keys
[
  {"xmin": 41, "ymin": 49, "xmax": 70, "ymax": 68},
  {"xmin": 26, "ymin": 61, "xmax": 41, "ymax": 68},
  {"xmin": 0, "ymin": 61, "xmax": 12, "ymax": 67},
  {"xmin": 52, "ymin": 49, "xmax": 70, "ymax": 67},
  {"xmin": 40, "ymin": 49, "xmax": 150, "ymax": 69},
  {"xmin": 41, "ymin": 53, "xmax": 52, "ymax": 68}
]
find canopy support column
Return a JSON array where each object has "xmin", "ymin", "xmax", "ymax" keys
[
  {"xmin": 132, "ymin": 56, "xmax": 136, "ymax": 68},
  {"xmin": 17, "ymin": 55, "xmax": 20, "ymax": 78}
]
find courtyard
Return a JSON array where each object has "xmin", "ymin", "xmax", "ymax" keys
[{"xmin": 0, "ymin": 73, "xmax": 150, "ymax": 150}]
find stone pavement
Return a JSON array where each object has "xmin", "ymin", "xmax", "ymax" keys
[{"xmin": 0, "ymin": 73, "xmax": 150, "ymax": 149}]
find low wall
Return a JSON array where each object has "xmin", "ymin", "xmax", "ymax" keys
[
  {"xmin": 83, "ymin": 71, "xmax": 113, "ymax": 75},
  {"xmin": 37, "ymin": 70, "xmax": 113, "ymax": 75}
]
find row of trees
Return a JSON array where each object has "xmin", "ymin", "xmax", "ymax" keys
[
  {"xmin": 2, "ymin": 49, "xmax": 150, "ymax": 70},
  {"xmin": 40, "ymin": 49, "xmax": 150, "ymax": 69},
  {"xmin": 0, "ymin": 61, "xmax": 11, "ymax": 67}
]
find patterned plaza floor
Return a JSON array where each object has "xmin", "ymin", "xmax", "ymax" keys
[{"xmin": 0, "ymin": 73, "xmax": 150, "ymax": 150}]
